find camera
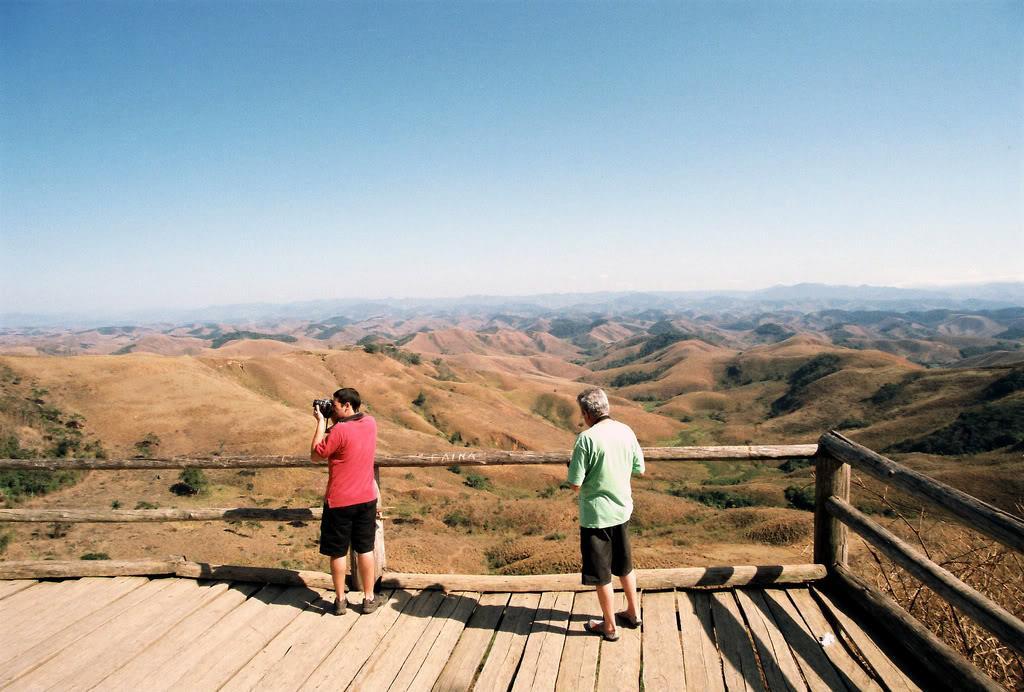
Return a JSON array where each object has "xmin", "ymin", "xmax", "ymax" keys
[{"xmin": 313, "ymin": 398, "xmax": 334, "ymax": 418}]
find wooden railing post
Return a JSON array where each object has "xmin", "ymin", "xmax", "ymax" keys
[{"xmin": 814, "ymin": 451, "xmax": 849, "ymax": 568}]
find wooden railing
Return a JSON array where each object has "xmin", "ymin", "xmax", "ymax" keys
[{"xmin": 1, "ymin": 435, "xmax": 1022, "ymax": 689}]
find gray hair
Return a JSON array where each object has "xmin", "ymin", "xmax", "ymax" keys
[{"xmin": 576, "ymin": 387, "xmax": 610, "ymax": 419}]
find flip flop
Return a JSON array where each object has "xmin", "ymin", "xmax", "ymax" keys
[
  {"xmin": 615, "ymin": 610, "xmax": 641, "ymax": 628},
  {"xmin": 585, "ymin": 619, "xmax": 620, "ymax": 642}
]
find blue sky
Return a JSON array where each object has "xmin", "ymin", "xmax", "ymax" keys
[{"xmin": 2, "ymin": 1, "xmax": 1022, "ymax": 314}]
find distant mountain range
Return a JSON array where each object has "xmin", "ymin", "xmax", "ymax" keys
[{"xmin": 3, "ymin": 282, "xmax": 1023, "ymax": 329}]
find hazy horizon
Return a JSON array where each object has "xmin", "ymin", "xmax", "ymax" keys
[{"xmin": 3, "ymin": 2, "xmax": 1022, "ymax": 314}]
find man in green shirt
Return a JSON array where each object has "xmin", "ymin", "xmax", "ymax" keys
[{"xmin": 568, "ymin": 387, "xmax": 645, "ymax": 641}]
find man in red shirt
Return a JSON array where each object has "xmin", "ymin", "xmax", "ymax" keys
[{"xmin": 311, "ymin": 387, "xmax": 382, "ymax": 615}]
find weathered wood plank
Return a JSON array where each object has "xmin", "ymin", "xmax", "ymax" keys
[
  {"xmin": 350, "ymin": 589, "xmax": 448, "ymax": 690},
  {"xmin": 474, "ymin": 591, "xmax": 542, "ymax": 691},
  {"xmin": 679, "ymin": 591, "xmax": 726, "ymax": 692},
  {"xmin": 0, "ymin": 444, "xmax": 818, "ymax": 470},
  {"xmin": 642, "ymin": 590, "xmax": 686, "ymax": 690},
  {"xmin": 218, "ymin": 587, "xmax": 334, "ymax": 692},
  {"xmin": 8, "ymin": 579, "xmax": 213, "ymax": 691},
  {"xmin": 138, "ymin": 584, "xmax": 287, "ymax": 690},
  {"xmin": 831, "ymin": 563, "xmax": 1002, "ymax": 692},
  {"xmin": 828, "ymin": 496, "xmax": 1024, "ymax": 655},
  {"xmin": 788, "ymin": 587, "xmax": 882, "ymax": 692},
  {"xmin": 390, "ymin": 591, "xmax": 480, "ymax": 692},
  {"xmin": 761, "ymin": 588, "xmax": 848, "ymax": 692},
  {"xmin": 513, "ymin": 591, "xmax": 574, "ymax": 692},
  {"xmin": 0, "ymin": 577, "xmax": 147, "ymax": 664},
  {"xmin": 299, "ymin": 588, "xmax": 414, "ymax": 690},
  {"xmin": 534, "ymin": 591, "xmax": 576, "ymax": 691},
  {"xmin": 0, "ymin": 577, "xmax": 174, "ymax": 688},
  {"xmin": 819, "ymin": 431, "xmax": 1024, "ymax": 552},
  {"xmin": 0, "ymin": 506, "xmax": 325, "ymax": 522},
  {"xmin": 597, "ymin": 591, "xmax": 641, "ymax": 692},
  {"xmin": 735, "ymin": 589, "xmax": 806, "ymax": 692},
  {"xmin": 98, "ymin": 582, "xmax": 261, "ymax": 690},
  {"xmin": 0, "ymin": 579, "xmax": 36, "ymax": 600},
  {"xmin": 432, "ymin": 592, "xmax": 510, "ymax": 692},
  {"xmin": 555, "ymin": 590, "xmax": 599, "ymax": 692},
  {"xmin": 180, "ymin": 585, "xmax": 319, "ymax": 690},
  {"xmin": 254, "ymin": 590, "xmax": 384, "ymax": 691},
  {"xmin": 811, "ymin": 587, "xmax": 921, "ymax": 692},
  {"xmin": 0, "ymin": 557, "xmax": 181, "ymax": 579},
  {"xmin": 711, "ymin": 590, "xmax": 766, "ymax": 692},
  {"xmin": 383, "ymin": 564, "xmax": 826, "ymax": 593}
]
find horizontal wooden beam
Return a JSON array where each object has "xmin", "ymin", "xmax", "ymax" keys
[
  {"xmin": 0, "ymin": 558, "xmax": 184, "ymax": 580},
  {"xmin": 829, "ymin": 563, "xmax": 1002, "ymax": 692},
  {"xmin": 379, "ymin": 563, "xmax": 827, "ymax": 592},
  {"xmin": 0, "ymin": 444, "xmax": 818, "ymax": 471},
  {"xmin": 828, "ymin": 497, "xmax": 1024, "ymax": 656},
  {"xmin": 0, "ymin": 507, "xmax": 324, "ymax": 523},
  {"xmin": 0, "ymin": 559, "xmax": 825, "ymax": 592},
  {"xmin": 819, "ymin": 431, "xmax": 1024, "ymax": 553}
]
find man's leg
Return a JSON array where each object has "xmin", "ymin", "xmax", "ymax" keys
[
  {"xmin": 356, "ymin": 550, "xmax": 375, "ymax": 602},
  {"xmin": 618, "ymin": 569, "xmax": 640, "ymax": 622},
  {"xmin": 329, "ymin": 555, "xmax": 346, "ymax": 602},
  {"xmin": 595, "ymin": 581, "xmax": 617, "ymax": 636}
]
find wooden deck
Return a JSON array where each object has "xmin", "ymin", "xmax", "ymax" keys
[{"xmin": 0, "ymin": 576, "xmax": 923, "ymax": 691}]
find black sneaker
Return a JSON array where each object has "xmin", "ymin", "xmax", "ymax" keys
[
  {"xmin": 332, "ymin": 597, "xmax": 346, "ymax": 615},
  {"xmin": 362, "ymin": 594, "xmax": 383, "ymax": 614}
]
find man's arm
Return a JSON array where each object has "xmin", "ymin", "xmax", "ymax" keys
[
  {"xmin": 567, "ymin": 436, "xmax": 588, "ymax": 492},
  {"xmin": 310, "ymin": 409, "xmax": 328, "ymax": 462}
]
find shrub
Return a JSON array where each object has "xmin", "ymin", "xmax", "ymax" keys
[
  {"xmin": 110, "ymin": 500, "xmax": 121, "ymax": 509},
  {"xmin": 0, "ymin": 531, "xmax": 10, "ymax": 554},
  {"xmin": 784, "ymin": 485, "xmax": 815, "ymax": 511},
  {"xmin": 443, "ymin": 509, "xmax": 471, "ymax": 528},
  {"xmin": 981, "ymin": 369, "xmax": 1024, "ymax": 400},
  {"xmin": 889, "ymin": 401, "xmax": 1024, "ymax": 455},
  {"xmin": 447, "ymin": 465, "xmax": 461, "ymax": 474},
  {"xmin": 412, "ymin": 391, "xmax": 427, "ymax": 407},
  {"xmin": 80, "ymin": 552, "xmax": 110, "ymax": 560},
  {"xmin": 134, "ymin": 432, "xmax": 161, "ymax": 457},
  {"xmin": 610, "ymin": 370, "xmax": 658, "ymax": 387},
  {"xmin": 171, "ymin": 468, "xmax": 208, "ymax": 496},
  {"xmin": 135, "ymin": 501, "xmax": 159, "ymax": 510},
  {"xmin": 778, "ymin": 458, "xmax": 812, "ymax": 474},
  {"xmin": 464, "ymin": 473, "xmax": 493, "ymax": 491},
  {"xmin": 669, "ymin": 487, "xmax": 756, "ymax": 509}
]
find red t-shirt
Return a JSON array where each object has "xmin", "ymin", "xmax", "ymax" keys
[{"xmin": 314, "ymin": 414, "xmax": 378, "ymax": 508}]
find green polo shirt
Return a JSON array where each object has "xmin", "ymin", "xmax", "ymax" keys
[{"xmin": 568, "ymin": 418, "xmax": 645, "ymax": 529}]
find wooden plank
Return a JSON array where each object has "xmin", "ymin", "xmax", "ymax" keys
[
  {"xmin": 247, "ymin": 590, "xmax": 378, "ymax": 692},
  {"xmin": 383, "ymin": 564, "xmax": 826, "ymax": 593},
  {"xmin": 811, "ymin": 587, "xmax": 921, "ymax": 692},
  {"xmin": 711, "ymin": 591, "xmax": 766, "ymax": 692},
  {"xmin": 735, "ymin": 589, "xmax": 806, "ymax": 692},
  {"xmin": 97, "ymin": 582, "xmax": 261, "ymax": 690},
  {"xmin": 349, "ymin": 589, "xmax": 448, "ymax": 690},
  {"xmin": 555, "ymin": 590, "xmax": 599, "ymax": 692},
  {"xmin": 0, "ymin": 577, "xmax": 174, "ymax": 687},
  {"xmin": 788, "ymin": 588, "xmax": 882, "ymax": 692},
  {"xmin": 831, "ymin": 563, "xmax": 1002, "ymax": 692},
  {"xmin": 0, "ymin": 506, "xmax": 324, "ymax": 522},
  {"xmin": 0, "ymin": 577, "xmax": 147, "ymax": 663},
  {"xmin": 761, "ymin": 588, "xmax": 849, "ymax": 692},
  {"xmin": 813, "ymin": 454, "xmax": 849, "ymax": 567},
  {"xmin": 597, "ymin": 590, "xmax": 642, "ymax": 692},
  {"xmin": 168, "ymin": 584, "xmax": 317, "ymax": 690},
  {"xmin": 641, "ymin": 590, "xmax": 686, "ymax": 690},
  {"xmin": 138, "ymin": 584, "xmax": 286, "ymax": 690},
  {"xmin": 828, "ymin": 496, "xmax": 1024, "ymax": 655},
  {"xmin": 0, "ymin": 579, "xmax": 36, "ymax": 600},
  {"xmin": 534, "ymin": 591, "xmax": 576, "ymax": 692},
  {"xmin": 390, "ymin": 591, "xmax": 480, "ymax": 691},
  {"xmin": 299, "ymin": 588, "xmax": 414, "ymax": 690},
  {"xmin": 819, "ymin": 431, "xmax": 1024, "ymax": 552},
  {"xmin": 7, "ymin": 578, "xmax": 216, "ymax": 691},
  {"xmin": 474, "ymin": 591, "xmax": 542, "ymax": 691},
  {"xmin": 512, "ymin": 591, "xmax": 572, "ymax": 692},
  {"xmin": 0, "ymin": 444, "xmax": 818, "ymax": 470},
  {"xmin": 0, "ymin": 558, "xmax": 181, "ymax": 579},
  {"xmin": 679, "ymin": 591, "xmax": 726, "ymax": 692},
  {"xmin": 432, "ymin": 592, "xmax": 510, "ymax": 691}
]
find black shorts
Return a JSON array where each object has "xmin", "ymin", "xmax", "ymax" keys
[
  {"xmin": 319, "ymin": 499, "xmax": 377, "ymax": 557},
  {"xmin": 580, "ymin": 521, "xmax": 633, "ymax": 586}
]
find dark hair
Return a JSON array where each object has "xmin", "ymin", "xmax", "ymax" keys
[{"xmin": 333, "ymin": 387, "xmax": 361, "ymax": 411}]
